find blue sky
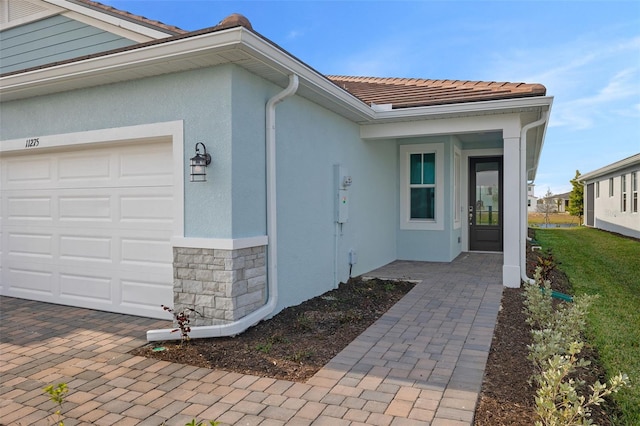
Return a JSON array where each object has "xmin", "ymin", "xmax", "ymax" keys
[{"xmin": 103, "ymin": 0, "xmax": 640, "ymax": 196}]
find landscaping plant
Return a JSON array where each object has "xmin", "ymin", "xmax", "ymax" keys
[
  {"xmin": 161, "ymin": 305, "xmax": 202, "ymax": 345},
  {"xmin": 535, "ymin": 342, "xmax": 629, "ymax": 426},
  {"xmin": 523, "ymin": 266, "xmax": 629, "ymax": 425},
  {"xmin": 536, "ymin": 227, "xmax": 639, "ymax": 423},
  {"xmin": 43, "ymin": 382, "xmax": 68, "ymax": 426}
]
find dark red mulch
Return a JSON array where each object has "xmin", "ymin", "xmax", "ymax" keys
[{"xmin": 131, "ymin": 277, "xmax": 415, "ymax": 382}]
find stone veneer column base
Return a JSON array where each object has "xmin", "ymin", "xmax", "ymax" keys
[{"xmin": 173, "ymin": 246, "xmax": 267, "ymax": 327}]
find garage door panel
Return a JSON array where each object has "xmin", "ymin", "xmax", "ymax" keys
[
  {"xmin": 59, "ymin": 196, "xmax": 112, "ymax": 220},
  {"xmin": 121, "ymin": 237, "xmax": 173, "ymax": 266},
  {"xmin": 5, "ymin": 157, "xmax": 53, "ymax": 184},
  {"xmin": 8, "ymin": 267, "xmax": 54, "ymax": 294},
  {"xmin": 121, "ymin": 278, "xmax": 171, "ymax": 310},
  {"xmin": 119, "ymin": 148, "xmax": 173, "ymax": 185},
  {"xmin": 120, "ymin": 195, "xmax": 173, "ymax": 224},
  {"xmin": 8, "ymin": 232, "xmax": 53, "ymax": 258},
  {"xmin": 58, "ymin": 154, "xmax": 111, "ymax": 182},
  {"xmin": 1, "ymin": 139, "xmax": 174, "ymax": 319},
  {"xmin": 59, "ymin": 273, "xmax": 112, "ymax": 302},
  {"xmin": 6, "ymin": 196, "xmax": 53, "ymax": 220},
  {"xmin": 60, "ymin": 235, "xmax": 112, "ymax": 261}
]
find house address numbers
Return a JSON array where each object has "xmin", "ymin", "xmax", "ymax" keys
[{"xmin": 25, "ymin": 138, "xmax": 39, "ymax": 147}]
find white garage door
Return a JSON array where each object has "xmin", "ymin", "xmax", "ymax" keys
[{"xmin": 0, "ymin": 140, "xmax": 174, "ymax": 319}]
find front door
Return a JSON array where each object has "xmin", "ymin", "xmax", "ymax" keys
[{"xmin": 469, "ymin": 157, "xmax": 503, "ymax": 251}]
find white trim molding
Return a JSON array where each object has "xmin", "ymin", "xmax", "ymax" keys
[
  {"xmin": 400, "ymin": 143, "xmax": 445, "ymax": 231},
  {"xmin": 0, "ymin": 120, "xmax": 185, "ymax": 240},
  {"xmin": 171, "ymin": 236, "xmax": 268, "ymax": 250}
]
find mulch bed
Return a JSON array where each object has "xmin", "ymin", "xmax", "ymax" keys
[
  {"xmin": 473, "ymin": 232, "xmax": 615, "ymax": 425},
  {"xmin": 131, "ymin": 231, "xmax": 618, "ymax": 425},
  {"xmin": 131, "ymin": 278, "xmax": 415, "ymax": 382}
]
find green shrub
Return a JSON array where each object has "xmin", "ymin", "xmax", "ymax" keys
[
  {"xmin": 534, "ymin": 342, "xmax": 629, "ymax": 426},
  {"xmin": 523, "ymin": 266, "xmax": 630, "ymax": 425}
]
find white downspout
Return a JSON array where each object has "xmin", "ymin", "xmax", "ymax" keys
[
  {"xmin": 520, "ymin": 111, "xmax": 549, "ymax": 285},
  {"xmin": 147, "ymin": 74, "xmax": 299, "ymax": 341}
]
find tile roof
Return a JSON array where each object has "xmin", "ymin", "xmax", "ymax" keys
[
  {"xmin": 6, "ymin": 2, "xmax": 547, "ymax": 110},
  {"xmin": 326, "ymin": 76, "xmax": 547, "ymax": 109},
  {"xmin": 74, "ymin": 0, "xmax": 187, "ymax": 36}
]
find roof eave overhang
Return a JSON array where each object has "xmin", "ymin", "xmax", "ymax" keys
[
  {"xmin": 0, "ymin": 25, "xmax": 553, "ymax": 131},
  {"xmin": 526, "ymin": 104, "xmax": 553, "ymax": 182},
  {"xmin": 0, "ymin": 27, "xmax": 375, "ymax": 122},
  {"xmin": 578, "ymin": 153, "xmax": 640, "ymax": 182},
  {"xmin": 360, "ymin": 97, "xmax": 553, "ymax": 138},
  {"xmin": 369, "ymin": 96, "xmax": 553, "ymax": 124}
]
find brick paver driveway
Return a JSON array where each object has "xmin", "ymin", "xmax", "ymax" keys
[{"xmin": 0, "ymin": 253, "xmax": 503, "ymax": 425}]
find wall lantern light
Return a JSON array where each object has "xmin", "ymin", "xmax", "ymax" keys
[{"xmin": 190, "ymin": 142, "xmax": 212, "ymax": 182}]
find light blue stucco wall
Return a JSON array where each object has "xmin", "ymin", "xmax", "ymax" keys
[
  {"xmin": 0, "ymin": 65, "xmax": 236, "ymax": 238},
  {"xmin": 229, "ymin": 68, "xmax": 269, "ymax": 238},
  {"xmin": 1, "ymin": 64, "xmax": 399, "ymax": 316},
  {"xmin": 395, "ymin": 135, "xmax": 460, "ymax": 262},
  {"xmin": 2, "ymin": 61, "xmax": 504, "ymax": 317},
  {"xmin": 229, "ymin": 69, "xmax": 398, "ymax": 313},
  {"xmin": 0, "ymin": 15, "xmax": 136, "ymax": 74}
]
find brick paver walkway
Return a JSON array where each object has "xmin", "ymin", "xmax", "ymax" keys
[{"xmin": 0, "ymin": 253, "xmax": 502, "ymax": 425}]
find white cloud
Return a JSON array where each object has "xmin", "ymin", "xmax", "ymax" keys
[
  {"xmin": 551, "ymin": 66, "xmax": 640, "ymax": 129},
  {"xmin": 286, "ymin": 29, "xmax": 302, "ymax": 40},
  {"xmin": 487, "ymin": 35, "xmax": 640, "ymax": 130}
]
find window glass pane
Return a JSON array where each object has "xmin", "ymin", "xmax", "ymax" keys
[
  {"xmin": 410, "ymin": 188, "xmax": 435, "ymax": 219},
  {"xmin": 423, "ymin": 153, "xmax": 435, "ymax": 184},
  {"xmin": 410, "ymin": 154, "xmax": 422, "ymax": 184}
]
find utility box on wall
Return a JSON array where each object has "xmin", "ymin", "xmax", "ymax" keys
[{"xmin": 334, "ymin": 164, "xmax": 351, "ymax": 223}]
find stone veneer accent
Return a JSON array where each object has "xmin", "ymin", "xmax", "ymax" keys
[{"xmin": 173, "ymin": 246, "xmax": 267, "ymax": 327}]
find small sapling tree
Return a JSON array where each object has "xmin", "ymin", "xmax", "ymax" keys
[
  {"xmin": 537, "ymin": 188, "xmax": 557, "ymax": 226},
  {"xmin": 162, "ymin": 305, "xmax": 202, "ymax": 345}
]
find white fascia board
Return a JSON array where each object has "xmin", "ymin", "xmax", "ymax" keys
[
  {"xmin": 360, "ymin": 97, "xmax": 553, "ymax": 140},
  {"xmin": 0, "ymin": 28, "xmax": 244, "ymax": 99},
  {"xmin": 579, "ymin": 153, "xmax": 640, "ymax": 182},
  {"xmin": 371, "ymin": 96, "xmax": 553, "ymax": 122},
  {"xmin": 44, "ymin": 0, "xmax": 175, "ymax": 39},
  {"xmin": 360, "ymin": 112, "xmax": 523, "ymax": 140},
  {"xmin": 238, "ymin": 31, "xmax": 374, "ymax": 121}
]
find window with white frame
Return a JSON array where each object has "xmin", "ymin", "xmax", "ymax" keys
[
  {"xmin": 621, "ymin": 174, "xmax": 627, "ymax": 212},
  {"xmin": 596, "ymin": 181, "xmax": 600, "ymax": 198},
  {"xmin": 400, "ymin": 143, "xmax": 444, "ymax": 230},
  {"xmin": 633, "ymin": 172, "xmax": 638, "ymax": 213},
  {"xmin": 609, "ymin": 177, "xmax": 614, "ymax": 197}
]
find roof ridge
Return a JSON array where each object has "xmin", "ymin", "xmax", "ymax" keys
[
  {"xmin": 326, "ymin": 75, "xmax": 546, "ymax": 109},
  {"xmin": 326, "ymin": 75, "xmax": 541, "ymax": 89},
  {"xmin": 73, "ymin": 0, "xmax": 188, "ymax": 35}
]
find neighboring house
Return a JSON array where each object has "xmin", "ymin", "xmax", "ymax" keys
[
  {"xmin": 553, "ymin": 192, "xmax": 571, "ymax": 213},
  {"xmin": 0, "ymin": 0, "xmax": 553, "ymax": 338},
  {"xmin": 537, "ymin": 191, "xmax": 570, "ymax": 213},
  {"xmin": 579, "ymin": 154, "xmax": 640, "ymax": 239},
  {"xmin": 527, "ymin": 184, "xmax": 538, "ymax": 212}
]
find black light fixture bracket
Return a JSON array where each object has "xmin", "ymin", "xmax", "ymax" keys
[{"xmin": 190, "ymin": 142, "xmax": 212, "ymax": 182}]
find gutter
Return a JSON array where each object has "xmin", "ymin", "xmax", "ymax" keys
[
  {"xmin": 147, "ymin": 74, "xmax": 299, "ymax": 341},
  {"xmin": 520, "ymin": 111, "xmax": 549, "ymax": 285}
]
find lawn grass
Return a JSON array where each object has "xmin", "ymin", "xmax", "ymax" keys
[
  {"xmin": 535, "ymin": 227, "xmax": 640, "ymax": 425},
  {"xmin": 528, "ymin": 212, "xmax": 581, "ymax": 225}
]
